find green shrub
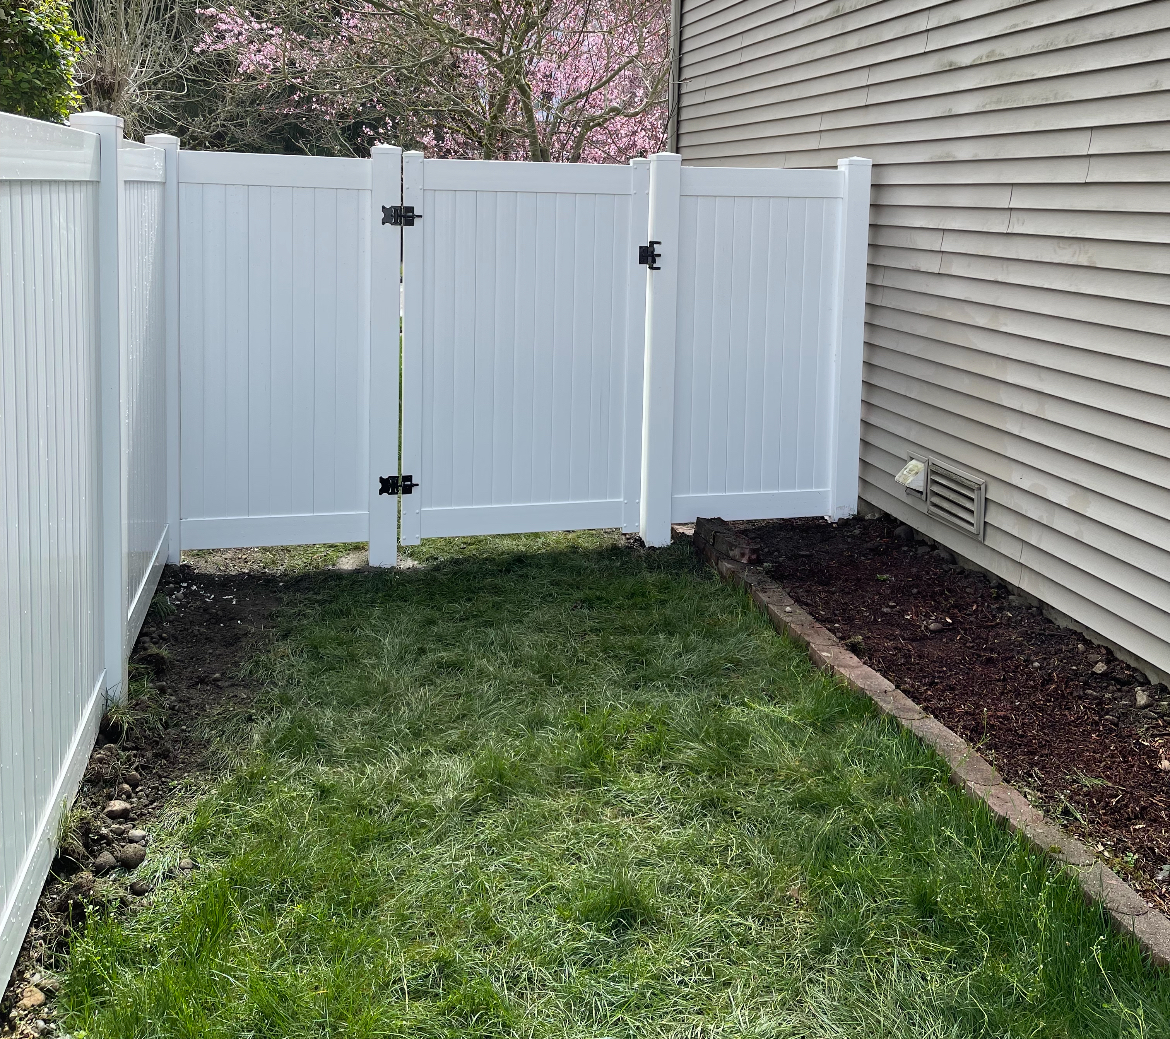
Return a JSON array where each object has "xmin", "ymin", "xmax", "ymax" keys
[{"xmin": 0, "ymin": 0, "xmax": 82, "ymax": 122}]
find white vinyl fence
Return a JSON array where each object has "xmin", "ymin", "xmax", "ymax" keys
[
  {"xmin": 1, "ymin": 108, "xmax": 870, "ymax": 990},
  {"xmin": 0, "ymin": 111, "xmax": 175, "ymax": 990},
  {"xmin": 177, "ymin": 153, "xmax": 373, "ymax": 552}
]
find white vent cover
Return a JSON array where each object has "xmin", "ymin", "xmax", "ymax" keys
[{"xmin": 926, "ymin": 460, "xmax": 986, "ymax": 539}]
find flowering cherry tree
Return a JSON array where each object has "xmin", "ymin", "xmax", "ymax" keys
[{"xmin": 196, "ymin": 0, "xmax": 668, "ymax": 160}]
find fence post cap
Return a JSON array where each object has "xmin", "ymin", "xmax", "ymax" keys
[{"xmin": 69, "ymin": 111, "xmax": 123, "ymax": 130}]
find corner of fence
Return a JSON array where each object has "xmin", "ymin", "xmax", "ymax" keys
[{"xmin": 828, "ymin": 156, "xmax": 873, "ymax": 523}]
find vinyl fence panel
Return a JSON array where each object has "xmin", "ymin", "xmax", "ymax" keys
[
  {"xmin": 0, "ymin": 112, "xmax": 107, "ymax": 993},
  {"xmin": 639, "ymin": 155, "xmax": 871, "ymax": 543},
  {"xmin": 120, "ymin": 140, "xmax": 168, "ymax": 636},
  {"xmin": 176, "ymin": 152, "xmax": 375, "ymax": 549}
]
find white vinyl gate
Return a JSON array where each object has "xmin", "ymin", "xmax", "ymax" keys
[
  {"xmin": 173, "ymin": 146, "xmax": 871, "ymax": 562},
  {"xmin": 399, "ymin": 155, "xmax": 651, "ymax": 545}
]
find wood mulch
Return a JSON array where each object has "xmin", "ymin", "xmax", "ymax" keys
[{"xmin": 733, "ymin": 515, "xmax": 1170, "ymax": 913}]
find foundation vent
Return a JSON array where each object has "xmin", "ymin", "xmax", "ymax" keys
[{"xmin": 926, "ymin": 460, "xmax": 985, "ymax": 539}]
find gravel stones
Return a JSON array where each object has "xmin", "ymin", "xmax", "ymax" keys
[
  {"xmin": 104, "ymin": 799, "xmax": 132, "ymax": 820},
  {"xmin": 16, "ymin": 986, "xmax": 45, "ymax": 1011},
  {"xmin": 115, "ymin": 843, "xmax": 147, "ymax": 869}
]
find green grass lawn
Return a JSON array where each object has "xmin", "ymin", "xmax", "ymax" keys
[{"xmin": 65, "ymin": 532, "xmax": 1168, "ymax": 1037}]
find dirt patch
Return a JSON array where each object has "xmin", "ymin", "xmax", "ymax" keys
[
  {"xmin": 734, "ymin": 515, "xmax": 1170, "ymax": 913},
  {"xmin": 0, "ymin": 561, "xmax": 283, "ymax": 1037}
]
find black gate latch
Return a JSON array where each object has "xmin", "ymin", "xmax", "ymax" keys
[
  {"xmin": 381, "ymin": 205, "xmax": 420, "ymax": 227},
  {"xmin": 638, "ymin": 240, "xmax": 661, "ymax": 270},
  {"xmin": 378, "ymin": 475, "xmax": 418, "ymax": 495}
]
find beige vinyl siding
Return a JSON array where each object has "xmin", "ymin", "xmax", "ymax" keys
[{"xmin": 676, "ymin": 0, "xmax": 1170, "ymax": 679}]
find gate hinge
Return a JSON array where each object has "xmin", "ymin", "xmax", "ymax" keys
[
  {"xmin": 381, "ymin": 205, "xmax": 420, "ymax": 227},
  {"xmin": 378, "ymin": 474, "xmax": 418, "ymax": 495},
  {"xmin": 638, "ymin": 240, "xmax": 661, "ymax": 270}
]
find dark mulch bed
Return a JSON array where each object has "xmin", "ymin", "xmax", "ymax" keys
[
  {"xmin": 734, "ymin": 515, "xmax": 1170, "ymax": 912},
  {"xmin": 1, "ymin": 563, "xmax": 281, "ymax": 1036}
]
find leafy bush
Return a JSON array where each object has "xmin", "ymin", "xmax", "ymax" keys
[{"xmin": 0, "ymin": 0, "xmax": 82, "ymax": 122}]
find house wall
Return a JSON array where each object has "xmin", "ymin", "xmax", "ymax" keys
[{"xmin": 674, "ymin": 0, "xmax": 1170, "ymax": 681}]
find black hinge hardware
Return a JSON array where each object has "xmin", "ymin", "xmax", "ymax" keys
[
  {"xmin": 638, "ymin": 240, "xmax": 661, "ymax": 270},
  {"xmin": 382, "ymin": 205, "xmax": 420, "ymax": 227},
  {"xmin": 378, "ymin": 474, "xmax": 418, "ymax": 495}
]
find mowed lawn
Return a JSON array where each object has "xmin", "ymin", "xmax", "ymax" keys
[{"xmin": 65, "ymin": 533, "xmax": 1169, "ymax": 1038}]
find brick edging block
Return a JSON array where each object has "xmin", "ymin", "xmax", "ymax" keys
[{"xmin": 688, "ymin": 517, "xmax": 1170, "ymax": 968}]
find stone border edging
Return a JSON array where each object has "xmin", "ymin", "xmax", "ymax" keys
[{"xmin": 689, "ymin": 517, "xmax": 1170, "ymax": 968}]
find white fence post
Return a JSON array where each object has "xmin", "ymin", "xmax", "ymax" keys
[
  {"xmin": 368, "ymin": 145, "xmax": 402, "ymax": 566},
  {"xmin": 71, "ymin": 111, "xmax": 128, "ymax": 702},
  {"xmin": 621, "ymin": 157, "xmax": 651, "ymax": 534},
  {"xmin": 399, "ymin": 151, "xmax": 424, "ymax": 547},
  {"xmin": 828, "ymin": 156, "xmax": 873, "ymax": 522},
  {"xmin": 146, "ymin": 133, "xmax": 181, "ymax": 564},
  {"xmin": 639, "ymin": 152, "xmax": 682, "ymax": 548}
]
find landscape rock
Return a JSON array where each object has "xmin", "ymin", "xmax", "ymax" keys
[
  {"xmin": 932, "ymin": 548, "xmax": 955, "ymax": 563},
  {"xmin": 178, "ymin": 857, "xmax": 196, "ymax": 870},
  {"xmin": 125, "ymin": 771, "xmax": 142, "ymax": 788},
  {"xmin": 1093, "ymin": 662, "xmax": 1108, "ymax": 674},
  {"xmin": 893, "ymin": 524, "xmax": 913, "ymax": 541},
  {"xmin": 127, "ymin": 829, "xmax": 148, "ymax": 843},
  {"xmin": 104, "ymin": 800, "xmax": 132, "ymax": 820},
  {"xmin": 91, "ymin": 851, "xmax": 117, "ymax": 875},
  {"xmin": 16, "ymin": 986, "xmax": 45, "ymax": 1011},
  {"xmin": 129, "ymin": 880, "xmax": 154, "ymax": 897},
  {"xmin": 928, "ymin": 621, "xmax": 945, "ymax": 632},
  {"xmin": 117, "ymin": 783, "xmax": 133, "ymax": 798},
  {"xmin": 115, "ymin": 843, "xmax": 147, "ymax": 869},
  {"xmin": 1136, "ymin": 687, "xmax": 1153, "ymax": 708}
]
